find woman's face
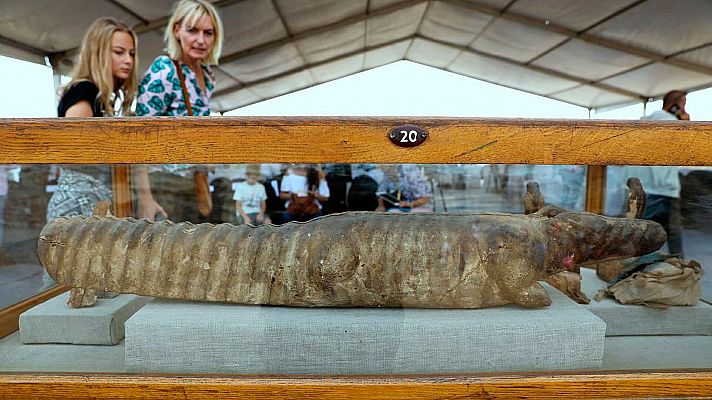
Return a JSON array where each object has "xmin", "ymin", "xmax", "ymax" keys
[
  {"xmin": 111, "ymin": 31, "xmax": 135, "ymax": 82},
  {"xmin": 174, "ymin": 15, "xmax": 215, "ymax": 64}
]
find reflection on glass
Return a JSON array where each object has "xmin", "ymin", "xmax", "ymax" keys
[
  {"xmin": 606, "ymin": 165, "xmax": 711, "ymax": 301},
  {"xmin": 3, "ymin": 162, "xmax": 712, "ymax": 375},
  {"xmin": 425, "ymin": 164, "xmax": 587, "ymax": 213},
  {"xmin": 130, "ymin": 163, "xmax": 589, "ymax": 225},
  {"xmin": 0, "ymin": 165, "xmax": 59, "ymax": 310}
]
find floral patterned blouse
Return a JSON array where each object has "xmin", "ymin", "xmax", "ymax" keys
[
  {"xmin": 379, "ymin": 164, "xmax": 433, "ymax": 202},
  {"xmin": 136, "ymin": 55, "xmax": 215, "ymax": 117},
  {"xmin": 136, "ymin": 55, "xmax": 215, "ymax": 176}
]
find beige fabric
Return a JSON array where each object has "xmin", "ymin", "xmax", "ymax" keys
[
  {"xmin": 542, "ymin": 271, "xmax": 590, "ymax": 304},
  {"xmin": 596, "ymin": 259, "xmax": 702, "ymax": 308}
]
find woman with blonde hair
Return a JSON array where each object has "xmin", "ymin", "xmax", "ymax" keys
[
  {"xmin": 134, "ymin": 0, "xmax": 224, "ymax": 222},
  {"xmin": 49, "ymin": 17, "xmax": 138, "ymax": 220},
  {"xmin": 59, "ymin": 17, "xmax": 137, "ymax": 118}
]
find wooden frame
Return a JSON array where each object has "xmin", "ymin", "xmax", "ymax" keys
[
  {"xmin": 1, "ymin": 371, "xmax": 712, "ymax": 399},
  {"xmin": 2, "ymin": 117, "xmax": 711, "ymax": 165},
  {"xmin": 1, "ymin": 117, "xmax": 711, "ymax": 399}
]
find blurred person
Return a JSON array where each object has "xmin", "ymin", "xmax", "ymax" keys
[
  {"xmin": 263, "ymin": 165, "xmax": 288, "ymax": 224},
  {"xmin": 260, "ymin": 164, "xmax": 283, "ymax": 181},
  {"xmin": 322, "ymin": 164, "xmax": 351, "ymax": 214},
  {"xmin": 376, "ymin": 164, "xmax": 432, "ymax": 213},
  {"xmin": 627, "ymin": 90, "xmax": 689, "ymax": 256},
  {"xmin": 280, "ymin": 165, "xmax": 329, "ymax": 222},
  {"xmin": 48, "ymin": 17, "xmax": 138, "ymax": 220},
  {"xmin": 644, "ymin": 90, "xmax": 689, "ymax": 121},
  {"xmin": 233, "ymin": 164, "xmax": 270, "ymax": 225},
  {"xmin": 347, "ymin": 164, "xmax": 381, "ymax": 211}
]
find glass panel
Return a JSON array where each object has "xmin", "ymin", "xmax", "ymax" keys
[
  {"xmin": 606, "ymin": 165, "xmax": 712, "ymax": 300},
  {"xmin": 602, "ymin": 164, "xmax": 712, "ymax": 371},
  {"xmin": 127, "ymin": 163, "xmax": 587, "ymax": 223},
  {"xmin": 4, "ymin": 162, "xmax": 711, "ymax": 375},
  {"xmin": 0, "ymin": 165, "xmax": 61, "ymax": 310}
]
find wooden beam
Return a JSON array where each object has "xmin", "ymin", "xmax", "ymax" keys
[
  {"xmin": 585, "ymin": 165, "xmax": 607, "ymax": 214},
  {"xmin": 1, "ymin": 371, "xmax": 711, "ymax": 399},
  {"xmin": 111, "ymin": 165, "xmax": 133, "ymax": 218},
  {"xmin": 1, "ymin": 118, "xmax": 711, "ymax": 166}
]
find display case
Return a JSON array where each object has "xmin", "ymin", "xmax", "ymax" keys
[{"xmin": 0, "ymin": 117, "xmax": 711, "ymax": 399}]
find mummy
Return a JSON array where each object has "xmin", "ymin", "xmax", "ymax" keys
[{"xmin": 38, "ymin": 206, "xmax": 666, "ymax": 309}]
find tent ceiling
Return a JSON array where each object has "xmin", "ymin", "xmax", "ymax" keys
[{"xmin": 1, "ymin": 0, "xmax": 712, "ymax": 113}]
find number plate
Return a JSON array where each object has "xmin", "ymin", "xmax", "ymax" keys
[{"xmin": 388, "ymin": 125, "xmax": 428, "ymax": 148}]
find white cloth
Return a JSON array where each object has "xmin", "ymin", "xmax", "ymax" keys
[
  {"xmin": 626, "ymin": 110, "xmax": 681, "ymax": 198},
  {"xmin": 232, "ymin": 182, "xmax": 267, "ymax": 215},
  {"xmin": 280, "ymin": 174, "xmax": 330, "ymax": 209}
]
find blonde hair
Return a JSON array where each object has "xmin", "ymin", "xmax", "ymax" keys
[
  {"xmin": 64, "ymin": 17, "xmax": 138, "ymax": 116},
  {"xmin": 165, "ymin": 0, "xmax": 224, "ymax": 65}
]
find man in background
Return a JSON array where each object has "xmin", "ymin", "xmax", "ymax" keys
[
  {"xmin": 643, "ymin": 90, "xmax": 689, "ymax": 121},
  {"xmin": 628, "ymin": 90, "xmax": 688, "ymax": 257}
]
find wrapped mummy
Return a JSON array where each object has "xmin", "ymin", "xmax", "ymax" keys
[{"xmin": 38, "ymin": 207, "xmax": 666, "ymax": 309}]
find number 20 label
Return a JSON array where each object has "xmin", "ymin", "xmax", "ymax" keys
[
  {"xmin": 400, "ymin": 130, "xmax": 418, "ymax": 143},
  {"xmin": 389, "ymin": 125, "xmax": 427, "ymax": 148}
]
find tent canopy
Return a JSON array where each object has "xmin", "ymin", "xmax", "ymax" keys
[{"xmin": 1, "ymin": 0, "xmax": 711, "ymax": 113}]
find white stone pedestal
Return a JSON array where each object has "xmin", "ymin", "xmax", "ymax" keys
[
  {"xmin": 20, "ymin": 292, "xmax": 151, "ymax": 345},
  {"xmin": 125, "ymin": 284, "xmax": 605, "ymax": 374}
]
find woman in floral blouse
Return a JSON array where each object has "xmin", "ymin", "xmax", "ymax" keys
[
  {"xmin": 376, "ymin": 164, "xmax": 433, "ymax": 213},
  {"xmin": 134, "ymin": 0, "xmax": 224, "ymax": 222}
]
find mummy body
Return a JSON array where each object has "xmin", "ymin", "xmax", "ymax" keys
[{"xmin": 38, "ymin": 208, "xmax": 666, "ymax": 309}]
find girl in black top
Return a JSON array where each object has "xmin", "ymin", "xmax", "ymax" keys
[
  {"xmin": 49, "ymin": 18, "xmax": 161, "ymax": 219},
  {"xmin": 58, "ymin": 17, "xmax": 137, "ymax": 118}
]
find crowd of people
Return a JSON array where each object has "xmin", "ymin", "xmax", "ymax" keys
[{"xmin": 209, "ymin": 163, "xmax": 433, "ymax": 225}]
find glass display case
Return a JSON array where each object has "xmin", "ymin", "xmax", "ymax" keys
[{"xmin": 0, "ymin": 117, "xmax": 711, "ymax": 398}]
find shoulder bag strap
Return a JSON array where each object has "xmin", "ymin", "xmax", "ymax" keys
[{"xmin": 171, "ymin": 59, "xmax": 194, "ymax": 116}]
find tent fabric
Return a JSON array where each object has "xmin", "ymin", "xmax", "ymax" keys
[{"xmin": 1, "ymin": 0, "xmax": 711, "ymax": 113}]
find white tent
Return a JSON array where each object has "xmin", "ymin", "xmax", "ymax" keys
[{"xmin": 1, "ymin": 0, "xmax": 711, "ymax": 112}]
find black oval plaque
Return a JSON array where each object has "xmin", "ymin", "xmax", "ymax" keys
[{"xmin": 388, "ymin": 125, "xmax": 428, "ymax": 148}]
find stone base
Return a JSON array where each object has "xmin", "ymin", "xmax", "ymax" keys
[
  {"xmin": 20, "ymin": 292, "xmax": 152, "ymax": 345},
  {"xmin": 603, "ymin": 336, "xmax": 712, "ymax": 370},
  {"xmin": 581, "ymin": 268, "xmax": 712, "ymax": 336},
  {"xmin": 125, "ymin": 284, "xmax": 605, "ymax": 374},
  {"xmin": 0, "ymin": 332, "xmax": 126, "ymax": 373}
]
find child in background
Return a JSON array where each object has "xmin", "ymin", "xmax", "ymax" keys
[{"xmin": 233, "ymin": 164, "xmax": 270, "ymax": 225}]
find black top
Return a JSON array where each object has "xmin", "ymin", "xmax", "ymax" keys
[
  {"xmin": 57, "ymin": 81, "xmax": 104, "ymax": 117},
  {"xmin": 57, "ymin": 80, "xmax": 110, "ymax": 182}
]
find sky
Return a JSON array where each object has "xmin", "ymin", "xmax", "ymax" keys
[{"xmin": 1, "ymin": 54, "xmax": 711, "ymax": 120}]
